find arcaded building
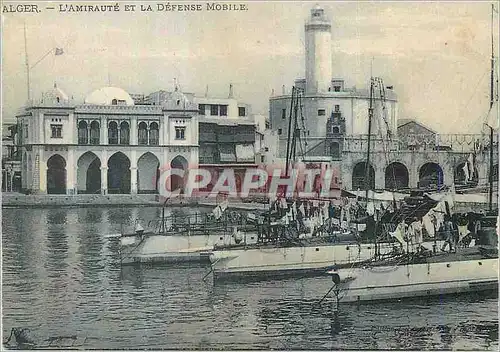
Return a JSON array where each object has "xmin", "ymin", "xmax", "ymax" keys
[{"xmin": 15, "ymin": 84, "xmax": 261, "ymax": 195}]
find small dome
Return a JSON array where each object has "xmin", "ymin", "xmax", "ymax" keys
[
  {"xmin": 162, "ymin": 88, "xmax": 196, "ymax": 110},
  {"xmin": 41, "ymin": 83, "xmax": 69, "ymax": 104},
  {"xmin": 84, "ymin": 87, "xmax": 134, "ymax": 106}
]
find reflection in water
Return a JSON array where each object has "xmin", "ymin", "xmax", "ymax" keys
[{"xmin": 1, "ymin": 207, "xmax": 498, "ymax": 350}]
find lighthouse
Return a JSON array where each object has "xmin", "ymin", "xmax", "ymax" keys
[{"xmin": 305, "ymin": 5, "xmax": 332, "ymax": 94}]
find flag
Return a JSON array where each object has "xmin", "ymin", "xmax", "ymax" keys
[
  {"xmin": 467, "ymin": 153, "xmax": 474, "ymax": 180},
  {"xmin": 462, "ymin": 163, "xmax": 469, "ymax": 182},
  {"xmin": 55, "ymin": 48, "xmax": 64, "ymax": 56}
]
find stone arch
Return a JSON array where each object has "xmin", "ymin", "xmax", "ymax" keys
[
  {"xmin": 352, "ymin": 161, "xmax": 375, "ymax": 190},
  {"xmin": 419, "ymin": 162, "xmax": 443, "ymax": 188},
  {"xmin": 77, "ymin": 152, "xmax": 101, "ymax": 194},
  {"xmin": 454, "ymin": 162, "xmax": 478, "ymax": 186},
  {"xmin": 170, "ymin": 155, "xmax": 188, "ymax": 193},
  {"xmin": 108, "ymin": 152, "xmax": 131, "ymax": 194},
  {"xmin": 385, "ymin": 162, "xmax": 409, "ymax": 190},
  {"xmin": 47, "ymin": 154, "xmax": 67, "ymax": 194},
  {"xmin": 137, "ymin": 152, "xmax": 160, "ymax": 194}
]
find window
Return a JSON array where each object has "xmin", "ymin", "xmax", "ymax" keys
[
  {"xmin": 334, "ymin": 86, "xmax": 341, "ymax": 92},
  {"xmin": 78, "ymin": 121, "xmax": 88, "ymax": 144},
  {"xmin": 175, "ymin": 127, "xmax": 186, "ymax": 140},
  {"xmin": 149, "ymin": 122, "xmax": 159, "ymax": 145},
  {"xmin": 210, "ymin": 105, "xmax": 219, "ymax": 116},
  {"xmin": 51, "ymin": 124, "xmax": 62, "ymax": 138},
  {"xmin": 318, "ymin": 109, "xmax": 326, "ymax": 116},
  {"xmin": 112, "ymin": 99, "xmax": 117, "ymax": 105},
  {"xmin": 198, "ymin": 104, "xmax": 206, "ymax": 115},
  {"xmin": 120, "ymin": 121, "xmax": 130, "ymax": 145},
  {"xmin": 281, "ymin": 108, "xmax": 286, "ymax": 119},
  {"xmin": 138, "ymin": 122, "xmax": 148, "ymax": 145},
  {"xmin": 332, "ymin": 126, "xmax": 340, "ymax": 134},
  {"xmin": 265, "ymin": 147, "xmax": 269, "ymax": 152},
  {"xmin": 335, "ymin": 105, "xmax": 340, "ymax": 112},
  {"xmin": 238, "ymin": 107, "xmax": 246, "ymax": 117},
  {"xmin": 278, "ymin": 128, "xmax": 282, "ymax": 135},
  {"xmin": 90, "ymin": 121, "xmax": 100, "ymax": 144},
  {"xmin": 220, "ymin": 105, "xmax": 228, "ymax": 116},
  {"xmin": 261, "ymin": 155, "xmax": 265, "ymax": 163},
  {"xmin": 108, "ymin": 121, "xmax": 118, "ymax": 144}
]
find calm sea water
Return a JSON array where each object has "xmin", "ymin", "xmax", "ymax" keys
[{"xmin": 1, "ymin": 206, "xmax": 498, "ymax": 350}]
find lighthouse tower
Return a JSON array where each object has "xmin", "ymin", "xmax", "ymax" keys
[{"xmin": 305, "ymin": 5, "xmax": 332, "ymax": 94}]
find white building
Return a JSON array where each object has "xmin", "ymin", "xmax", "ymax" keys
[
  {"xmin": 269, "ymin": 6, "xmax": 398, "ymax": 161},
  {"xmin": 15, "ymin": 83, "xmax": 262, "ymax": 195}
]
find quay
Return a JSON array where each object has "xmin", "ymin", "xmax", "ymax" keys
[{"xmin": 1, "ymin": 191, "xmax": 492, "ymax": 214}]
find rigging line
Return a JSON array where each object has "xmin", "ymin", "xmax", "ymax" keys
[
  {"xmin": 372, "ymin": 78, "xmax": 397, "ymax": 194},
  {"xmin": 298, "ymin": 90, "xmax": 307, "ymax": 159},
  {"xmin": 462, "ymin": 67, "xmax": 491, "ymax": 130}
]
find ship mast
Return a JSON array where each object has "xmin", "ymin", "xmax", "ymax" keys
[
  {"xmin": 285, "ymin": 87, "xmax": 296, "ymax": 177},
  {"xmin": 488, "ymin": 3, "xmax": 497, "ymax": 211},
  {"xmin": 365, "ymin": 78, "xmax": 375, "ymax": 201}
]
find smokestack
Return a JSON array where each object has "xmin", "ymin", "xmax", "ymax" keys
[{"xmin": 282, "ymin": 85, "xmax": 286, "ymax": 95}]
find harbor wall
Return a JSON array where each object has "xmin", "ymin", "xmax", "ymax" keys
[{"xmin": 1, "ymin": 191, "xmax": 491, "ymax": 214}]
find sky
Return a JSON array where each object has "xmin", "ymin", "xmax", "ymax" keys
[{"xmin": 1, "ymin": 1, "xmax": 499, "ymax": 133}]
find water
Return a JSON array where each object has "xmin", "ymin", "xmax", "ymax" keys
[{"xmin": 2, "ymin": 207, "xmax": 498, "ymax": 350}]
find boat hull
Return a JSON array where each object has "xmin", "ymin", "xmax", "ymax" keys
[
  {"xmin": 330, "ymin": 258, "xmax": 498, "ymax": 303},
  {"xmin": 120, "ymin": 232, "xmax": 259, "ymax": 265},
  {"xmin": 210, "ymin": 240, "xmax": 446, "ymax": 281}
]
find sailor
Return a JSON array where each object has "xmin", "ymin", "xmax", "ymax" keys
[{"xmin": 441, "ymin": 215, "xmax": 455, "ymax": 252}]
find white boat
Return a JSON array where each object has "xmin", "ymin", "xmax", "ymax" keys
[
  {"xmin": 120, "ymin": 229, "xmax": 258, "ymax": 264},
  {"xmin": 322, "ymin": 205, "xmax": 499, "ymax": 304},
  {"xmin": 209, "ymin": 189, "xmax": 455, "ymax": 281},
  {"xmin": 209, "ymin": 238, "xmax": 445, "ymax": 281},
  {"xmin": 325, "ymin": 250, "xmax": 498, "ymax": 304},
  {"xmin": 118, "ymin": 201, "xmax": 259, "ymax": 265}
]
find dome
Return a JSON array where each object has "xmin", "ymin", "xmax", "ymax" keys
[
  {"xmin": 84, "ymin": 87, "xmax": 134, "ymax": 106},
  {"xmin": 162, "ymin": 87, "xmax": 197, "ymax": 110},
  {"xmin": 41, "ymin": 83, "xmax": 69, "ymax": 104}
]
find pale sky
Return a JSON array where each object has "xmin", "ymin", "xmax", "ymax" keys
[{"xmin": 1, "ymin": 1, "xmax": 498, "ymax": 134}]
